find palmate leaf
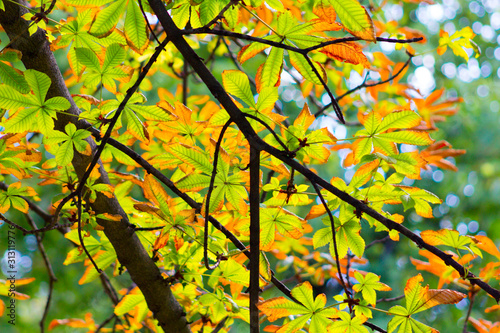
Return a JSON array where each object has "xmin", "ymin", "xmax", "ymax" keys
[
  {"xmin": 76, "ymin": 44, "xmax": 131, "ymax": 94},
  {"xmin": 0, "ymin": 182, "xmax": 37, "ymax": 214},
  {"xmin": 258, "ymin": 281, "xmax": 338, "ymax": 333},
  {"xmin": 313, "ymin": 215, "xmax": 365, "ymax": 259},
  {"xmin": 260, "ymin": 207, "xmax": 305, "ymax": 251},
  {"xmin": 420, "ymin": 229, "xmax": 482, "ymax": 257},
  {"xmin": 44, "ymin": 123, "xmax": 90, "ymax": 166},
  {"xmin": 352, "ymin": 110, "xmax": 433, "ymax": 163},
  {"xmin": 352, "ymin": 272, "xmax": 392, "ymax": 306},
  {"xmin": 388, "ymin": 274, "xmax": 466, "ymax": 333},
  {"xmin": 1, "ymin": 70, "xmax": 70, "ymax": 134},
  {"xmin": 329, "ymin": 311, "xmax": 369, "ymax": 333}
]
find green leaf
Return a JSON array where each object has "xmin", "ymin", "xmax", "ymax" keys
[
  {"xmin": 222, "ymin": 70, "xmax": 256, "ymax": 108},
  {"xmin": 199, "ymin": 0, "xmax": 228, "ymax": 26},
  {"xmin": 352, "ymin": 272, "xmax": 391, "ymax": 306},
  {"xmin": 0, "ymin": 60, "xmax": 29, "ymax": 93},
  {"xmin": 261, "ymin": 208, "xmax": 305, "ymax": 251},
  {"xmin": 24, "ymin": 69, "xmax": 51, "ymax": 105},
  {"xmin": 257, "ymin": 46, "xmax": 283, "ymax": 92},
  {"xmin": 288, "ymin": 51, "xmax": 326, "ymax": 85},
  {"xmin": 265, "ymin": 0, "xmax": 284, "ymax": 12},
  {"xmin": 258, "ymin": 282, "xmax": 338, "ymax": 332},
  {"xmin": 328, "ymin": 0, "xmax": 375, "ymax": 41},
  {"xmin": 124, "ymin": 0, "xmax": 148, "ymax": 53},
  {"xmin": 89, "ymin": 0, "xmax": 127, "ymax": 37},
  {"xmin": 330, "ymin": 311, "xmax": 369, "ymax": 333},
  {"xmin": 75, "ymin": 47, "xmax": 102, "ymax": 71},
  {"xmin": 114, "ymin": 292, "xmax": 145, "ymax": 316},
  {"xmin": 102, "ymin": 44, "xmax": 126, "ymax": 73},
  {"xmin": 0, "ymin": 84, "xmax": 32, "ymax": 109}
]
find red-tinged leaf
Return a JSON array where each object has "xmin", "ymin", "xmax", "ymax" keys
[
  {"xmin": 255, "ymin": 47, "xmax": 284, "ymax": 93},
  {"xmin": 320, "ymin": 41, "xmax": 370, "ymax": 68},
  {"xmin": 237, "ymin": 35, "xmax": 281, "ymax": 64},
  {"xmin": 329, "ymin": 0, "xmax": 375, "ymax": 42},
  {"xmin": 350, "ymin": 159, "xmax": 380, "ymax": 188},
  {"xmin": 420, "ymin": 140, "xmax": 466, "ymax": 171},
  {"xmin": 423, "ymin": 289, "xmax": 467, "ymax": 309},
  {"xmin": 294, "ymin": 103, "xmax": 315, "ymax": 129},
  {"xmin": 404, "ymin": 274, "xmax": 465, "ymax": 314}
]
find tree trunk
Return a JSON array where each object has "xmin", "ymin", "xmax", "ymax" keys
[{"xmin": 0, "ymin": 2, "xmax": 191, "ymax": 332}]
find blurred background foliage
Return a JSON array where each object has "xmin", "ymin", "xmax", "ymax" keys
[{"xmin": 1, "ymin": 0, "xmax": 499, "ymax": 332}]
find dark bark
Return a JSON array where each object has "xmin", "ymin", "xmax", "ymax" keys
[{"xmin": 0, "ymin": 2, "xmax": 191, "ymax": 331}]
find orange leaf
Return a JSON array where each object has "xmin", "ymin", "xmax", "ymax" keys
[
  {"xmin": 320, "ymin": 41, "xmax": 370, "ymax": 68},
  {"xmin": 475, "ymin": 235, "xmax": 500, "ymax": 260}
]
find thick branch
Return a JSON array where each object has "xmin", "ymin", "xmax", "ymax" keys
[{"xmin": 0, "ymin": 2, "xmax": 190, "ymax": 331}]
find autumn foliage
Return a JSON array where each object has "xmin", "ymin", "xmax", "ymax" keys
[{"xmin": 0, "ymin": 0, "xmax": 499, "ymax": 332}]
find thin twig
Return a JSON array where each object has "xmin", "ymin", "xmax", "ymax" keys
[
  {"xmin": 26, "ymin": 214, "xmax": 57, "ymax": 333},
  {"xmin": 311, "ymin": 181, "xmax": 352, "ymax": 300},
  {"xmin": 315, "ymin": 52, "xmax": 414, "ymax": 117},
  {"xmin": 462, "ymin": 287, "xmax": 476, "ymax": 333},
  {"xmin": 204, "ymin": 119, "xmax": 233, "ymax": 270},
  {"xmin": 87, "ymin": 128, "xmax": 299, "ymax": 304},
  {"xmin": 139, "ymin": 0, "xmax": 160, "ymax": 44},
  {"xmin": 77, "ymin": 193, "xmax": 101, "ymax": 273}
]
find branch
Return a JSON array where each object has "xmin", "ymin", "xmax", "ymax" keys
[
  {"xmin": 26, "ymin": 214, "xmax": 57, "ymax": 333},
  {"xmin": 314, "ymin": 52, "xmax": 414, "ymax": 117},
  {"xmin": 87, "ymin": 127, "xmax": 299, "ymax": 304},
  {"xmin": 147, "ymin": 0, "xmax": 500, "ymax": 302},
  {"xmin": 249, "ymin": 146, "xmax": 261, "ymax": 332},
  {"xmin": 0, "ymin": 2, "xmax": 191, "ymax": 331}
]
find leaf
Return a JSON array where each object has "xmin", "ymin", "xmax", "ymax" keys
[
  {"xmin": 329, "ymin": 311, "xmax": 369, "ymax": 333},
  {"xmin": 327, "ymin": 0, "xmax": 375, "ymax": 41},
  {"xmin": 388, "ymin": 274, "xmax": 465, "ymax": 332},
  {"xmin": 124, "ymin": 0, "xmax": 149, "ymax": 54},
  {"xmin": 320, "ymin": 41, "xmax": 370, "ymax": 68},
  {"xmin": 420, "ymin": 229, "xmax": 482, "ymax": 257},
  {"xmin": 288, "ymin": 51, "xmax": 326, "ymax": 85},
  {"xmin": 261, "ymin": 208, "xmax": 305, "ymax": 251},
  {"xmin": 437, "ymin": 27, "xmax": 479, "ymax": 61},
  {"xmin": 0, "ymin": 50, "xmax": 30, "ymax": 93},
  {"xmin": 1, "ymin": 70, "xmax": 70, "ymax": 134},
  {"xmin": 44, "ymin": 123, "xmax": 90, "ymax": 167},
  {"xmin": 353, "ymin": 271, "xmax": 392, "ymax": 306},
  {"xmin": 89, "ymin": 0, "xmax": 127, "ymax": 37},
  {"xmin": 114, "ymin": 286, "xmax": 146, "ymax": 316},
  {"xmin": 258, "ymin": 281, "xmax": 338, "ymax": 332},
  {"xmin": 222, "ymin": 70, "xmax": 256, "ymax": 108},
  {"xmin": 256, "ymin": 46, "xmax": 283, "ymax": 93}
]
